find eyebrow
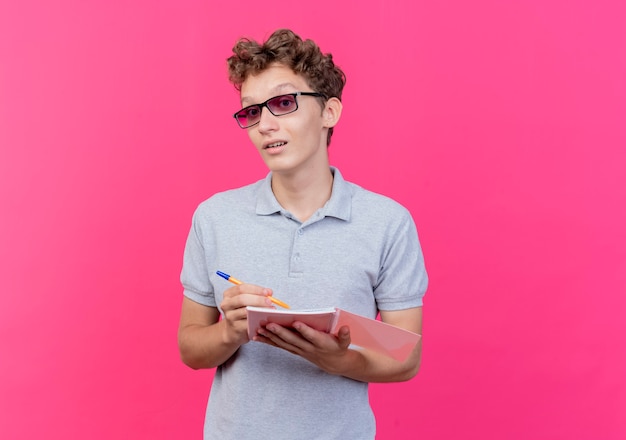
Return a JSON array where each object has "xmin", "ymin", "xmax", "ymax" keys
[{"xmin": 240, "ymin": 83, "xmax": 298, "ymax": 105}]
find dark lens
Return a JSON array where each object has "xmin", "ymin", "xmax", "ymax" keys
[
  {"xmin": 267, "ymin": 95, "xmax": 297, "ymax": 115},
  {"xmin": 236, "ymin": 106, "xmax": 261, "ymax": 127}
]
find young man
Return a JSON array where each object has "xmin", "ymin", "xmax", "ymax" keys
[{"xmin": 178, "ymin": 29, "xmax": 428, "ymax": 439}]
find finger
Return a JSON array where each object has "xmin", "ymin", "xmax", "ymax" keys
[
  {"xmin": 252, "ymin": 333, "xmax": 278, "ymax": 348},
  {"xmin": 222, "ymin": 307, "xmax": 248, "ymax": 322},
  {"xmin": 262, "ymin": 324, "xmax": 312, "ymax": 352},
  {"xmin": 336, "ymin": 325, "xmax": 351, "ymax": 350},
  {"xmin": 292, "ymin": 321, "xmax": 321, "ymax": 342},
  {"xmin": 292, "ymin": 322, "xmax": 341, "ymax": 349},
  {"xmin": 222, "ymin": 288, "xmax": 275, "ymax": 311},
  {"xmin": 223, "ymin": 282, "xmax": 271, "ymax": 298}
]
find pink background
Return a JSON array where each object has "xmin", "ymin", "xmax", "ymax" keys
[{"xmin": 1, "ymin": 1, "xmax": 625, "ymax": 439}]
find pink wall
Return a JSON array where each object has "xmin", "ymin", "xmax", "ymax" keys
[{"xmin": 1, "ymin": 1, "xmax": 625, "ymax": 438}]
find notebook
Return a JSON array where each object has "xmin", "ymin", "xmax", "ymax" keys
[{"xmin": 246, "ymin": 306, "xmax": 421, "ymax": 361}]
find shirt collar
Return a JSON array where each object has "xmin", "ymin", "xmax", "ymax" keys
[{"xmin": 255, "ymin": 167, "xmax": 352, "ymax": 221}]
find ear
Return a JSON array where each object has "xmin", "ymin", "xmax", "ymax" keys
[{"xmin": 322, "ymin": 97, "xmax": 342, "ymax": 128}]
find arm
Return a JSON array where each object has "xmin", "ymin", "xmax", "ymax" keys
[
  {"xmin": 177, "ymin": 284, "xmax": 277, "ymax": 370},
  {"xmin": 255, "ymin": 306, "xmax": 423, "ymax": 383}
]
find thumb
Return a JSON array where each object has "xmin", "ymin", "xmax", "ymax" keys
[{"xmin": 337, "ymin": 325, "xmax": 351, "ymax": 349}]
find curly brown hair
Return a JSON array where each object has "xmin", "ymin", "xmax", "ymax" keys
[{"xmin": 227, "ymin": 29, "xmax": 346, "ymax": 145}]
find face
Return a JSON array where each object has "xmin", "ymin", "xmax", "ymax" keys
[{"xmin": 239, "ymin": 64, "xmax": 339, "ymax": 176}]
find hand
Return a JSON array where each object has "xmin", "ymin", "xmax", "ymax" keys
[
  {"xmin": 255, "ymin": 322, "xmax": 355, "ymax": 375},
  {"xmin": 220, "ymin": 284, "xmax": 276, "ymax": 346}
]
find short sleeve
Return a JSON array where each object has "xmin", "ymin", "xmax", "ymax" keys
[
  {"xmin": 374, "ymin": 209, "xmax": 428, "ymax": 310},
  {"xmin": 180, "ymin": 207, "xmax": 217, "ymax": 307}
]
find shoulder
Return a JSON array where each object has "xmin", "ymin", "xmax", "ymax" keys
[
  {"xmin": 332, "ymin": 168, "xmax": 413, "ymax": 224},
  {"xmin": 347, "ymin": 181, "xmax": 414, "ymax": 224},
  {"xmin": 194, "ymin": 179, "xmax": 263, "ymax": 219}
]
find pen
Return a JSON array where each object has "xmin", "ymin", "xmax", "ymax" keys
[{"xmin": 216, "ymin": 271, "xmax": 291, "ymax": 309}]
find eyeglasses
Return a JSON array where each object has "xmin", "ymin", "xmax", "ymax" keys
[{"xmin": 233, "ymin": 92, "xmax": 326, "ymax": 129}]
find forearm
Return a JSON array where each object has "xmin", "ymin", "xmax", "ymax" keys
[
  {"xmin": 332, "ymin": 343, "xmax": 422, "ymax": 383},
  {"xmin": 256, "ymin": 306, "xmax": 423, "ymax": 382},
  {"xmin": 330, "ymin": 307, "xmax": 423, "ymax": 382},
  {"xmin": 178, "ymin": 319, "xmax": 242, "ymax": 370}
]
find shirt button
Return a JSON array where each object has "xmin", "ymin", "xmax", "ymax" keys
[{"xmin": 298, "ymin": 229, "xmax": 303, "ymax": 235}]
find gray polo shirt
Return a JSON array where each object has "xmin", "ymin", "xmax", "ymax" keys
[{"xmin": 181, "ymin": 167, "xmax": 427, "ymax": 440}]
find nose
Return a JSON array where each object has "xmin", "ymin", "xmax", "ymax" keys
[{"xmin": 257, "ymin": 106, "xmax": 279, "ymax": 133}]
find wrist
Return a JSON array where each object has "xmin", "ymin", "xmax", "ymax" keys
[
  {"xmin": 220, "ymin": 319, "xmax": 247, "ymax": 347},
  {"xmin": 328, "ymin": 348, "xmax": 365, "ymax": 377}
]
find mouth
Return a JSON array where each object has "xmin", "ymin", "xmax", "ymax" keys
[{"xmin": 264, "ymin": 141, "xmax": 287, "ymax": 149}]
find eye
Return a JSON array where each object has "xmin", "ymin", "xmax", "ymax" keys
[
  {"xmin": 277, "ymin": 97, "xmax": 295, "ymax": 108},
  {"xmin": 268, "ymin": 95, "xmax": 297, "ymax": 114},
  {"xmin": 245, "ymin": 107, "xmax": 260, "ymax": 117}
]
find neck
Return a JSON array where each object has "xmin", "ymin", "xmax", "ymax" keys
[{"xmin": 271, "ymin": 165, "xmax": 334, "ymax": 222}]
